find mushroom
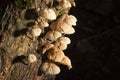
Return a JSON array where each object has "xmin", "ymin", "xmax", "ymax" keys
[
  {"xmin": 40, "ymin": 8, "xmax": 56, "ymax": 20},
  {"xmin": 41, "ymin": 61, "xmax": 60, "ymax": 75},
  {"xmin": 47, "ymin": 47, "xmax": 65, "ymax": 62},
  {"xmin": 28, "ymin": 54, "xmax": 37, "ymax": 63},
  {"xmin": 42, "ymin": 44, "xmax": 54, "ymax": 54},
  {"xmin": 31, "ymin": 28, "xmax": 42, "ymax": 37},
  {"xmin": 50, "ymin": 21, "xmax": 75, "ymax": 34},
  {"xmin": 39, "ymin": 21, "xmax": 49, "ymax": 28},
  {"xmin": 58, "ymin": 37, "xmax": 71, "ymax": 44},
  {"xmin": 54, "ymin": 41, "xmax": 67, "ymax": 50},
  {"xmin": 45, "ymin": 31, "xmax": 62, "ymax": 41},
  {"xmin": 63, "ymin": 15, "xmax": 77, "ymax": 26},
  {"xmin": 60, "ymin": 56, "xmax": 72, "ymax": 69},
  {"xmin": 59, "ymin": 0, "xmax": 72, "ymax": 9}
]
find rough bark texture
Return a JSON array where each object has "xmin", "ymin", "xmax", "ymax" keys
[{"xmin": 0, "ymin": 3, "xmax": 55, "ymax": 80}]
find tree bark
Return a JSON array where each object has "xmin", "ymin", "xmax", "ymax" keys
[{"xmin": 0, "ymin": 3, "xmax": 55, "ymax": 80}]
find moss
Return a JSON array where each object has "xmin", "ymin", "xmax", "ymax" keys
[{"xmin": 14, "ymin": 0, "xmax": 33, "ymax": 9}]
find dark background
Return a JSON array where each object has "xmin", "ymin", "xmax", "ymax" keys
[
  {"xmin": 0, "ymin": 0, "xmax": 120, "ymax": 80},
  {"xmin": 56, "ymin": 0, "xmax": 120, "ymax": 80}
]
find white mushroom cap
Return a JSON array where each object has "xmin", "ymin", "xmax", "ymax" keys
[
  {"xmin": 42, "ymin": 44, "xmax": 54, "ymax": 54},
  {"xmin": 58, "ymin": 37, "xmax": 71, "ymax": 44},
  {"xmin": 50, "ymin": 21, "xmax": 75, "ymax": 34},
  {"xmin": 47, "ymin": 47, "xmax": 65, "ymax": 62},
  {"xmin": 39, "ymin": 21, "xmax": 49, "ymax": 27},
  {"xmin": 59, "ymin": 0, "xmax": 72, "ymax": 9},
  {"xmin": 28, "ymin": 54, "xmax": 37, "ymax": 63},
  {"xmin": 40, "ymin": 8, "xmax": 56, "ymax": 20},
  {"xmin": 60, "ymin": 56, "xmax": 72, "ymax": 69},
  {"xmin": 45, "ymin": 31, "xmax": 62, "ymax": 41},
  {"xmin": 64, "ymin": 15, "xmax": 77, "ymax": 26},
  {"xmin": 54, "ymin": 41, "xmax": 67, "ymax": 50},
  {"xmin": 41, "ymin": 61, "xmax": 61, "ymax": 75},
  {"xmin": 32, "ymin": 28, "xmax": 41, "ymax": 37}
]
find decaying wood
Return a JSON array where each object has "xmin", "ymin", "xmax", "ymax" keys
[{"xmin": 0, "ymin": 3, "xmax": 55, "ymax": 80}]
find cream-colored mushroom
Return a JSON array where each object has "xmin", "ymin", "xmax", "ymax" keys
[
  {"xmin": 28, "ymin": 54, "xmax": 37, "ymax": 63},
  {"xmin": 50, "ymin": 21, "xmax": 75, "ymax": 34},
  {"xmin": 54, "ymin": 41, "xmax": 67, "ymax": 50},
  {"xmin": 63, "ymin": 15, "xmax": 77, "ymax": 26},
  {"xmin": 40, "ymin": 8, "xmax": 56, "ymax": 20},
  {"xmin": 41, "ymin": 61, "xmax": 60, "ymax": 75},
  {"xmin": 45, "ymin": 31, "xmax": 62, "ymax": 41},
  {"xmin": 58, "ymin": 37, "xmax": 71, "ymax": 44},
  {"xmin": 60, "ymin": 56, "xmax": 72, "ymax": 69},
  {"xmin": 31, "ymin": 28, "xmax": 42, "ymax": 37},
  {"xmin": 47, "ymin": 47, "xmax": 65, "ymax": 62},
  {"xmin": 59, "ymin": 0, "xmax": 72, "ymax": 9},
  {"xmin": 42, "ymin": 44, "xmax": 54, "ymax": 54},
  {"xmin": 39, "ymin": 21, "xmax": 49, "ymax": 27}
]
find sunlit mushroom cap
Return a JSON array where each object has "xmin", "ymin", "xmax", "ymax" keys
[
  {"xmin": 59, "ymin": 0, "xmax": 72, "ymax": 9},
  {"xmin": 40, "ymin": 8, "xmax": 56, "ymax": 20},
  {"xmin": 50, "ymin": 21, "xmax": 75, "ymax": 34},
  {"xmin": 64, "ymin": 15, "xmax": 77, "ymax": 26},
  {"xmin": 39, "ymin": 21, "xmax": 49, "ymax": 27},
  {"xmin": 28, "ymin": 54, "xmax": 37, "ymax": 63},
  {"xmin": 54, "ymin": 41, "xmax": 67, "ymax": 50},
  {"xmin": 58, "ymin": 37, "xmax": 71, "ymax": 44},
  {"xmin": 45, "ymin": 31, "xmax": 62, "ymax": 41},
  {"xmin": 42, "ymin": 44, "xmax": 54, "ymax": 54},
  {"xmin": 47, "ymin": 47, "xmax": 65, "ymax": 62},
  {"xmin": 32, "ymin": 28, "xmax": 41, "ymax": 37},
  {"xmin": 60, "ymin": 56, "xmax": 72, "ymax": 69},
  {"xmin": 41, "ymin": 61, "xmax": 60, "ymax": 75}
]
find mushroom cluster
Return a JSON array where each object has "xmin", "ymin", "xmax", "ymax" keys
[{"xmin": 27, "ymin": 0, "xmax": 77, "ymax": 75}]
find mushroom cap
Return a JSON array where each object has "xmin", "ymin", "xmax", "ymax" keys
[
  {"xmin": 60, "ymin": 56, "xmax": 72, "ymax": 69},
  {"xmin": 64, "ymin": 15, "xmax": 77, "ymax": 26},
  {"xmin": 28, "ymin": 54, "xmax": 37, "ymax": 63},
  {"xmin": 32, "ymin": 28, "xmax": 41, "ymax": 37},
  {"xmin": 54, "ymin": 41, "xmax": 68, "ymax": 50},
  {"xmin": 39, "ymin": 21, "xmax": 49, "ymax": 27},
  {"xmin": 41, "ymin": 61, "xmax": 60, "ymax": 75},
  {"xmin": 45, "ymin": 31, "xmax": 62, "ymax": 41},
  {"xmin": 58, "ymin": 37, "xmax": 71, "ymax": 44},
  {"xmin": 47, "ymin": 47, "xmax": 65, "ymax": 62},
  {"xmin": 59, "ymin": 0, "xmax": 72, "ymax": 9},
  {"xmin": 50, "ymin": 21, "xmax": 75, "ymax": 34},
  {"xmin": 42, "ymin": 44, "xmax": 54, "ymax": 54},
  {"xmin": 41, "ymin": 8, "xmax": 56, "ymax": 20}
]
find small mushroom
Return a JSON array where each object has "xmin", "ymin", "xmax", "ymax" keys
[
  {"xmin": 59, "ymin": 0, "xmax": 72, "ymax": 9},
  {"xmin": 42, "ymin": 44, "xmax": 54, "ymax": 54},
  {"xmin": 58, "ymin": 37, "xmax": 71, "ymax": 44},
  {"xmin": 28, "ymin": 54, "xmax": 37, "ymax": 63},
  {"xmin": 40, "ymin": 8, "xmax": 56, "ymax": 20},
  {"xmin": 41, "ymin": 61, "xmax": 61, "ymax": 75},
  {"xmin": 39, "ymin": 21, "xmax": 49, "ymax": 28},
  {"xmin": 31, "ymin": 28, "xmax": 41, "ymax": 37},
  {"xmin": 50, "ymin": 21, "xmax": 75, "ymax": 34},
  {"xmin": 54, "ymin": 41, "xmax": 67, "ymax": 50},
  {"xmin": 45, "ymin": 31, "xmax": 62, "ymax": 41},
  {"xmin": 47, "ymin": 47, "xmax": 65, "ymax": 62},
  {"xmin": 63, "ymin": 15, "xmax": 77, "ymax": 26},
  {"xmin": 60, "ymin": 56, "xmax": 72, "ymax": 69}
]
